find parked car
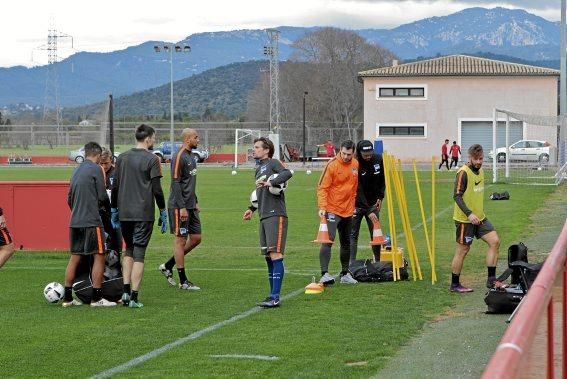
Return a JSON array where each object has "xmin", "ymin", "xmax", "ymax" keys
[
  {"xmin": 68, "ymin": 147, "xmax": 120, "ymax": 163},
  {"xmin": 152, "ymin": 141, "xmax": 209, "ymax": 163},
  {"xmin": 488, "ymin": 140, "xmax": 553, "ymax": 163}
]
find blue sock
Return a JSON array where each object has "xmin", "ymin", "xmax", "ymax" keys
[
  {"xmin": 271, "ymin": 258, "xmax": 284, "ymax": 300},
  {"xmin": 265, "ymin": 257, "xmax": 274, "ymax": 295}
]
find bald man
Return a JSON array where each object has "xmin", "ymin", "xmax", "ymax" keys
[{"xmin": 159, "ymin": 129, "xmax": 203, "ymax": 290}]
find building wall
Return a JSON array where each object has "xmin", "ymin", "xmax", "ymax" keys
[{"xmin": 362, "ymin": 76, "xmax": 558, "ymax": 161}]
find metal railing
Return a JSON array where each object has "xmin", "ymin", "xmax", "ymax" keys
[{"xmin": 482, "ymin": 219, "xmax": 567, "ymax": 379}]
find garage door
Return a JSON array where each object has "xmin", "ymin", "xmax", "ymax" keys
[{"xmin": 461, "ymin": 121, "xmax": 523, "ymax": 156}]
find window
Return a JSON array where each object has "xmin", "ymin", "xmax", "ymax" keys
[
  {"xmin": 378, "ymin": 125, "xmax": 426, "ymax": 137},
  {"xmin": 378, "ymin": 85, "xmax": 426, "ymax": 99}
]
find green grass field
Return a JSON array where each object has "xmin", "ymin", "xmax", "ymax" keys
[{"xmin": 0, "ymin": 166, "xmax": 556, "ymax": 377}]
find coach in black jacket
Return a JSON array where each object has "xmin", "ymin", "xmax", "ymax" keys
[{"xmin": 350, "ymin": 140, "xmax": 385, "ymax": 263}]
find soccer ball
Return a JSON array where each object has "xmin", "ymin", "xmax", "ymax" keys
[
  {"xmin": 290, "ymin": 169, "xmax": 295, "ymax": 175},
  {"xmin": 231, "ymin": 170, "xmax": 237, "ymax": 175},
  {"xmin": 250, "ymin": 189, "xmax": 258, "ymax": 208},
  {"xmin": 306, "ymin": 170, "xmax": 312, "ymax": 175},
  {"xmin": 44, "ymin": 282, "xmax": 64, "ymax": 303},
  {"xmin": 268, "ymin": 173, "xmax": 288, "ymax": 195}
]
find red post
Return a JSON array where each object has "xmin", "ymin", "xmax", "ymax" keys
[{"xmin": 548, "ymin": 300, "xmax": 554, "ymax": 379}]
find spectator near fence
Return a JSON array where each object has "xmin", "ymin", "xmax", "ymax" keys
[
  {"xmin": 0, "ymin": 207, "xmax": 15, "ymax": 268},
  {"xmin": 324, "ymin": 140, "xmax": 335, "ymax": 157}
]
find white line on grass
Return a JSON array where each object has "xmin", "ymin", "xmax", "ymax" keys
[
  {"xmin": 209, "ymin": 354, "xmax": 279, "ymax": 361},
  {"xmin": 91, "ymin": 287, "xmax": 304, "ymax": 379},
  {"xmin": 91, "ymin": 199, "xmax": 461, "ymax": 378}
]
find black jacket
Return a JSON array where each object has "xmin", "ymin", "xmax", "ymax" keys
[{"xmin": 355, "ymin": 141, "xmax": 385, "ymax": 210}]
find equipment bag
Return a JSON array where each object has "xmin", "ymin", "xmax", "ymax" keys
[
  {"xmin": 72, "ymin": 250, "xmax": 123, "ymax": 303},
  {"xmin": 349, "ymin": 259, "xmax": 409, "ymax": 282},
  {"xmin": 484, "ymin": 242, "xmax": 542, "ymax": 314}
]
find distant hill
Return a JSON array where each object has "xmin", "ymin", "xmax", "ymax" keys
[
  {"xmin": 64, "ymin": 60, "xmax": 265, "ymax": 120},
  {"xmin": 0, "ymin": 7, "xmax": 562, "ymax": 109}
]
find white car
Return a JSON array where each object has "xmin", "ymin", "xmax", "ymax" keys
[
  {"xmin": 489, "ymin": 140, "xmax": 553, "ymax": 163},
  {"xmin": 68, "ymin": 147, "xmax": 120, "ymax": 163}
]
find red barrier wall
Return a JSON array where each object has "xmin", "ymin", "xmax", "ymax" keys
[
  {"xmin": 206, "ymin": 153, "xmax": 246, "ymax": 163},
  {"xmin": 0, "ymin": 181, "xmax": 70, "ymax": 251}
]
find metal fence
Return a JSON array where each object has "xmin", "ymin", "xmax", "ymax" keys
[{"xmin": 0, "ymin": 121, "xmax": 363, "ymax": 156}]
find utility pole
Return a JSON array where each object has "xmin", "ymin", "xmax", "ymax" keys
[
  {"xmin": 109, "ymin": 94, "xmax": 115, "ymax": 156},
  {"xmin": 38, "ymin": 18, "xmax": 73, "ymax": 142}
]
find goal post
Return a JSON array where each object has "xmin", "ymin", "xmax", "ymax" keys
[
  {"xmin": 492, "ymin": 108, "xmax": 567, "ymax": 185},
  {"xmin": 234, "ymin": 129, "xmax": 267, "ymax": 169}
]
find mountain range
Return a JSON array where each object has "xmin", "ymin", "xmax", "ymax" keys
[{"xmin": 0, "ymin": 7, "xmax": 562, "ymax": 110}]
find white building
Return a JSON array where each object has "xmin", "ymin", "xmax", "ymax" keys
[{"xmin": 358, "ymin": 55, "xmax": 559, "ymax": 161}]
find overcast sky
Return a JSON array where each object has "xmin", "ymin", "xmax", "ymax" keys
[{"xmin": 0, "ymin": 0, "xmax": 561, "ymax": 68}]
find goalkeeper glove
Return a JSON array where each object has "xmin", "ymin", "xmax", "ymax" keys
[
  {"xmin": 158, "ymin": 209, "xmax": 168, "ymax": 234},
  {"xmin": 110, "ymin": 208, "xmax": 120, "ymax": 229}
]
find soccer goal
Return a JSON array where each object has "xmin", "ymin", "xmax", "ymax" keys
[
  {"xmin": 234, "ymin": 129, "xmax": 268, "ymax": 168},
  {"xmin": 492, "ymin": 108, "xmax": 567, "ymax": 185}
]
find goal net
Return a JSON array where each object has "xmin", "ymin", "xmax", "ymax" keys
[
  {"xmin": 234, "ymin": 129, "xmax": 269, "ymax": 168},
  {"xmin": 492, "ymin": 108, "xmax": 567, "ymax": 185}
]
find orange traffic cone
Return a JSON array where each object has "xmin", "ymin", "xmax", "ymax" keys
[
  {"xmin": 311, "ymin": 216, "xmax": 333, "ymax": 244},
  {"xmin": 369, "ymin": 220, "xmax": 386, "ymax": 245}
]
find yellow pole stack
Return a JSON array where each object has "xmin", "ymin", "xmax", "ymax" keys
[
  {"xmin": 382, "ymin": 152, "xmax": 399, "ymax": 281},
  {"xmin": 413, "ymin": 160, "xmax": 436, "ymax": 284}
]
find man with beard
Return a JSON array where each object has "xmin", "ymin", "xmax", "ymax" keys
[
  {"xmin": 350, "ymin": 140, "xmax": 385, "ymax": 263},
  {"xmin": 159, "ymin": 129, "xmax": 203, "ymax": 291},
  {"xmin": 111, "ymin": 124, "xmax": 167, "ymax": 308},
  {"xmin": 450, "ymin": 144, "xmax": 500, "ymax": 293}
]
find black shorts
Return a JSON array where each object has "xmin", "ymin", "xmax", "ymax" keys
[
  {"xmin": 259, "ymin": 216, "xmax": 287, "ymax": 255},
  {"xmin": 168, "ymin": 208, "xmax": 202, "ymax": 237},
  {"xmin": 455, "ymin": 219, "xmax": 495, "ymax": 245},
  {"xmin": 0, "ymin": 227, "xmax": 13, "ymax": 246},
  {"xmin": 121, "ymin": 221, "xmax": 154, "ymax": 249},
  {"xmin": 70, "ymin": 226, "xmax": 105, "ymax": 255}
]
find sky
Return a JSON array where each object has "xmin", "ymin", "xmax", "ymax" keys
[{"xmin": 0, "ymin": 0, "xmax": 561, "ymax": 68}]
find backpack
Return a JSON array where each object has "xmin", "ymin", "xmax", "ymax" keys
[
  {"xmin": 349, "ymin": 259, "xmax": 409, "ymax": 282},
  {"xmin": 484, "ymin": 243, "xmax": 543, "ymax": 314}
]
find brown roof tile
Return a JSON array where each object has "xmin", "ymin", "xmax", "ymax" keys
[{"xmin": 358, "ymin": 55, "xmax": 559, "ymax": 78}]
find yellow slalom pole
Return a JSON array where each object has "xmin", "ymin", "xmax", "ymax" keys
[
  {"xmin": 413, "ymin": 160, "xmax": 436, "ymax": 284},
  {"xmin": 382, "ymin": 152, "xmax": 398, "ymax": 281},
  {"xmin": 395, "ymin": 160, "xmax": 422, "ymax": 280},
  {"xmin": 390, "ymin": 155, "xmax": 418, "ymax": 281},
  {"xmin": 431, "ymin": 156, "xmax": 436, "ymax": 283}
]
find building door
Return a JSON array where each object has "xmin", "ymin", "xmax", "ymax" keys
[{"xmin": 460, "ymin": 120, "xmax": 523, "ymax": 158}]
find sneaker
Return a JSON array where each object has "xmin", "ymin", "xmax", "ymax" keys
[
  {"xmin": 61, "ymin": 299, "xmax": 82, "ymax": 307},
  {"xmin": 258, "ymin": 298, "xmax": 280, "ymax": 308},
  {"xmin": 340, "ymin": 272, "xmax": 358, "ymax": 284},
  {"xmin": 486, "ymin": 276, "xmax": 497, "ymax": 288},
  {"xmin": 90, "ymin": 298, "xmax": 117, "ymax": 307},
  {"xmin": 319, "ymin": 272, "xmax": 336, "ymax": 285},
  {"xmin": 120, "ymin": 292, "xmax": 130, "ymax": 307},
  {"xmin": 129, "ymin": 300, "xmax": 144, "ymax": 308},
  {"xmin": 159, "ymin": 264, "xmax": 177, "ymax": 286},
  {"xmin": 450, "ymin": 284, "xmax": 474, "ymax": 293},
  {"xmin": 179, "ymin": 280, "xmax": 201, "ymax": 291},
  {"xmin": 256, "ymin": 297, "xmax": 272, "ymax": 306}
]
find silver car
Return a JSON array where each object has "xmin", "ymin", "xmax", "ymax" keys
[
  {"xmin": 68, "ymin": 147, "xmax": 120, "ymax": 163},
  {"xmin": 489, "ymin": 140, "xmax": 554, "ymax": 163}
]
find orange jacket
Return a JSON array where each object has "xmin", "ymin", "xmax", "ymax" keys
[{"xmin": 317, "ymin": 155, "xmax": 359, "ymax": 217}]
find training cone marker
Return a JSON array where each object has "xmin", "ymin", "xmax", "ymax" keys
[
  {"xmin": 305, "ymin": 277, "xmax": 324, "ymax": 294},
  {"xmin": 311, "ymin": 216, "xmax": 333, "ymax": 244},
  {"xmin": 369, "ymin": 220, "xmax": 386, "ymax": 246}
]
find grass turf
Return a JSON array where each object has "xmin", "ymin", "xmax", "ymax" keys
[{"xmin": 0, "ymin": 166, "xmax": 556, "ymax": 377}]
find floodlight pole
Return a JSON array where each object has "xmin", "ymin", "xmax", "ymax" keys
[
  {"xmin": 154, "ymin": 43, "xmax": 191, "ymax": 158},
  {"xmin": 561, "ymin": 0, "xmax": 566, "ymax": 116}
]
